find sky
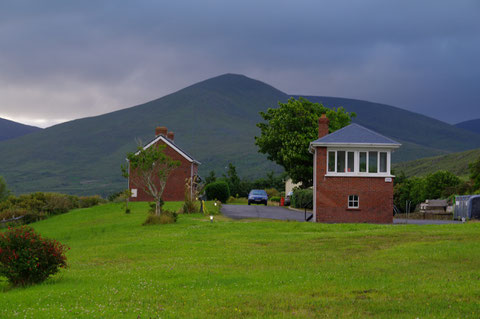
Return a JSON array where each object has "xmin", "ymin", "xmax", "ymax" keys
[{"xmin": 0, "ymin": 0, "xmax": 479, "ymax": 128}]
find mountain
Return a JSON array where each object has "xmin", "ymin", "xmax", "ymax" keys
[
  {"xmin": 303, "ymin": 96, "xmax": 480, "ymax": 162},
  {"xmin": 1, "ymin": 73, "xmax": 480, "ymax": 196},
  {"xmin": 0, "ymin": 117, "xmax": 41, "ymax": 141},
  {"xmin": 455, "ymin": 119, "xmax": 480, "ymax": 135},
  {"xmin": 392, "ymin": 148, "xmax": 480, "ymax": 178}
]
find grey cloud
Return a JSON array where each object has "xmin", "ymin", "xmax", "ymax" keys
[{"xmin": 0, "ymin": 0, "xmax": 479, "ymax": 126}]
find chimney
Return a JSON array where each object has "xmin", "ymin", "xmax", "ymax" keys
[
  {"xmin": 318, "ymin": 114, "xmax": 329, "ymax": 138},
  {"xmin": 155, "ymin": 126, "xmax": 168, "ymax": 137},
  {"xmin": 167, "ymin": 131, "xmax": 174, "ymax": 141}
]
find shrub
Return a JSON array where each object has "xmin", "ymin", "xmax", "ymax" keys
[
  {"xmin": 292, "ymin": 189, "xmax": 313, "ymax": 209},
  {"xmin": 78, "ymin": 195, "xmax": 104, "ymax": 208},
  {"xmin": 143, "ymin": 210, "xmax": 178, "ymax": 225},
  {"xmin": 265, "ymin": 188, "xmax": 280, "ymax": 198},
  {"xmin": 205, "ymin": 181, "xmax": 230, "ymax": 203},
  {"xmin": 270, "ymin": 196, "xmax": 281, "ymax": 202},
  {"xmin": 0, "ymin": 226, "xmax": 69, "ymax": 286}
]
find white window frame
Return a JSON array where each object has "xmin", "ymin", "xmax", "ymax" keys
[
  {"xmin": 348, "ymin": 195, "xmax": 359, "ymax": 209},
  {"xmin": 326, "ymin": 148, "xmax": 393, "ymax": 177}
]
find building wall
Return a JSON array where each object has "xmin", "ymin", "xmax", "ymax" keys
[
  {"xmin": 129, "ymin": 139, "xmax": 198, "ymax": 202},
  {"xmin": 315, "ymin": 147, "xmax": 394, "ymax": 223}
]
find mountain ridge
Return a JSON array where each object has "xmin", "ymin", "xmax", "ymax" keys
[
  {"xmin": 0, "ymin": 117, "xmax": 41, "ymax": 142},
  {"xmin": 1, "ymin": 73, "xmax": 480, "ymax": 195}
]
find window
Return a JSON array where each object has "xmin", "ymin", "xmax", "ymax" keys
[
  {"xmin": 347, "ymin": 152, "xmax": 355, "ymax": 172},
  {"xmin": 348, "ymin": 195, "xmax": 359, "ymax": 208},
  {"xmin": 368, "ymin": 151, "xmax": 378, "ymax": 173},
  {"xmin": 326, "ymin": 150, "xmax": 390, "ymax": 175},
  {"xmin": 337, "ymin": 151, "xmax": 346, "ymax": 172},
  {"xmin": 328, "ymin": 151, "xmax": 335, "ymax": 172},
  {"xmin": 359, "ymin": 152, "xmax": 367, "ymax": 172}
]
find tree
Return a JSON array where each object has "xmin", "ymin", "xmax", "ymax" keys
[
  {"xmin": 424, "ymin": 170, "xmax": 460, "ymax": 199},
  {"xmin": 205, "ymin": 170, "xmax": 217, "ymax": 185},
  {"xmin": 255, "ymin": 97, "xmax": 355, "ymax": 187},
  {"xmin": 470, "ymin": 156, "xmax": 480, "ymax": 191},
  {"xmin": 122, "ymin": 144, "xmax": 180, "ymax": 216},
  {"xmin": 0, "ymin": 176, "xmax": 9, "ymax": 202},
  {"xmin": 224, "ymin": 163, "xmax": 241, "ymax": 197}
]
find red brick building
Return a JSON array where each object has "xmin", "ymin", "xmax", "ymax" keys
[
  {"xmin": 128, "ymin": 126, "xmax": 200, "ymax": 202},
  {"xmin": 309, "ymin": 115, "xmax": 401, "ymax": 223}
]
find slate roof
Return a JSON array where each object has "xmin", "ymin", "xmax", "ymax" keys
[
  {"xmin": 310, "ymin": 123, "xmax": 401, "ymax": 149},
  {"xmin": 137, "ymin": 135, "xmax": 201, "ymax": 165}
]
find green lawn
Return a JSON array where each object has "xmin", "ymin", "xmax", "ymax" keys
[{"xmin": 1, "ymin": 202, "xmax": 480, "ymax": 318}]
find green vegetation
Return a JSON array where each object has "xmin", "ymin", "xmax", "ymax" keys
[
  {"xmin": 393, "ymin": 171, "xmax": 470, "ymax": 213},
  {"xmin": 255, "ymin": 97, "xmax": 355, "ymax": 187},
  {"xmin": 0, "ymin": 226, "xmax": 68, "ymax": 286},
  {"xmin": 1, "ymin": 202, "xmax": 479, "ymax": 318},
  {"xmin": 2, "ymin": 74, "xmax": 480, "ymax": 196},
  {"xmin": 0, "ymin": 176, "xmax": 9, "ymax": 202},
  {"xmin": 0, "ymin": 117, "xmax": 41, "ymax": 142},
  {"xmin": 469, "ymin": 156, "xmax": 480, "ymax": 192},
  {"xmin": 292, "ymin": 189, "xmax": 314, "ymax": 209},
  {"xmin": 205, "ymin": 181, "xmax": 230, "ymax": 203},
  {"xmin": 393, "ymin": 148, "xmax": 480, "ymax": 178},
  {"xmin": 123, "ymin": 143, "xmax": 180, "ymax": 216}
]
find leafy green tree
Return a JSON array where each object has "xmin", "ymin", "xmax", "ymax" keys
[
  {"xmin": 224, "ymin": 163, "xmax": 241, "ymax": 197},
  {"xmin": 122, "ymin": 144, "xmax": 180, "ymax": 216},
  {"xmin": 0, "ymin": 176, "xmax": 9, "ymax": 202},
  {"xmin": 205, "ymin": 171, "xmax": 217, "ymax": 185},
  {"xmin": 394, "ymin": 177, "xmax": 426, "ymax": 212},
  {"xmin": 255, "ymin": 97, "xmax": 355, "ymax": 187},
  {"xmin": 424, "ymin": 170, "xmax": 461, "ymax": 199},
  {"xmin": 469, "ymin": 156, "xmax": 480, "ymax": 191}
]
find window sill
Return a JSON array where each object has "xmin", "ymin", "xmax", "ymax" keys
[
  {"xmin": 347, "ymin": 208, "xmax": 361, "ymax": 211},
  {"xmin": 325, "ymin": 173, "xmax": 394, "ymax": 178}
]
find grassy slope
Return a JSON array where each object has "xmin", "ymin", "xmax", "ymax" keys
[
  {"xmin": 1, "ymin": 202, "xmax": 479, "ymax": 318},
  {"xmin": 2, "ymin": 74, "xmax": 480, "ymax": 196},
  {"xmin": 455, "ymin": 119, "xmax": 480, "ymax": 135},
  {"xmin": 393, "ymin": 148, "xmax": 480, "ymax": 178},
  {"xmin": 0, "ymin": 117, "xmax": 41, "ymax": 142}
]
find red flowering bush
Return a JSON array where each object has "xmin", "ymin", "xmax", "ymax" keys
[{"xmin": 0, "ymin": 226, "xmax": 69, "ymax": 286}]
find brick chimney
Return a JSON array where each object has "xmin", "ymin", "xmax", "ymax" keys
[
  {"xmin": 155, "ymin": 126, "xmax": 168, "ymax": 137},
  {"xmin": 318, "ymin": 114, "xmax": 329, "ymax": 138},
  {"xmin": 167, "ymin": 131, "xmax": 174, "ymax": 141}
]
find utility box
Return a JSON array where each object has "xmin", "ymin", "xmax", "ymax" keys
[{"xmin": 454, "ymin": 195, "xmax": 480, "ymax": 220}]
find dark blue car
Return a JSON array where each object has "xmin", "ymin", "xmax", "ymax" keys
[{"xmin": 248, "ymin": 189, "xmax": 268, "ymax": 206}]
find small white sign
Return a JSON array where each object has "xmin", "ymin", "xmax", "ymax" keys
[
  {"xmin": 131, "ymin": 189, "xmax": 138, "ymax": 197},
  {"xmin": 385, "ymin": 177, "xmax": 392, "ymax": 183}
]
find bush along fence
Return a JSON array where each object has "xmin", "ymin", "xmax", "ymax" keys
[{"xmin": 0, "ymin": 192, "xmax": 105, "ymax": 225}]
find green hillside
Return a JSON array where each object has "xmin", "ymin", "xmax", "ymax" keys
[
  {"xmin": 393, "ymin": 148, "xmax": 480, "ymax": 178},
  {"xmin": 1, "ymin": 74, "xmax": 480, "ymax": 196},
  {"xmin": 1, "ymin": 202, "xmax": 480, "ymax": 318},
  {"xmin": 304, "ymin": 96, "xmax": 480, "ymax": 162},
  {"xmin": 455, "ymin": 119, "xmax": 480, "ymax": 135},
  {"xmin": 0, "ymin": 117, "xmax": 41, "ymax": 142}
]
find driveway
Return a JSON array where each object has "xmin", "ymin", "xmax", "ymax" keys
[
  {"xmin": 393, "ymin": 218, "xmax": 461, "ymax": 225},
  {"xmin": 221, "ymin": 204, "xmax": 312, "ymax": 222},
  {"xmin": 221, "ymin": 205, "xmax": 462, "ymax": 224}
]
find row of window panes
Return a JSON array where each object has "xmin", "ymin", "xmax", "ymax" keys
[{"xmin": 328, "ymin": 151, "xmax": 388, "ymax": 173}]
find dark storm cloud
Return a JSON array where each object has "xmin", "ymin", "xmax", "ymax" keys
[{"xmin": 0, "ymin": 0, "xmax": 479, "ymax": 127}]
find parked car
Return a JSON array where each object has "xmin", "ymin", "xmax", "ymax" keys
[
  {"xmin": 248, "ymin": 189, "xmax": 268, "ymax": 206},
  {"xmin": 284, "ymin": 191, "xmax": 293, "ymax": 206}
]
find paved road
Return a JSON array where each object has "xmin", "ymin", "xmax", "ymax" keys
[
  {"xmin": 221, "ymin": 204, "xmax": 312, "ymax": 222},
  {"xmin": 222, "ymin": 205, "xmax": 461, "ymax": 225},
  {"xmin": 393, "ymin": 218, "xmax": 461, "ymax": 225}
]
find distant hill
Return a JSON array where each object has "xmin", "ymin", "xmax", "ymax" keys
[
  {"xmin": 392, "ymin": 148, "xmax": 480, "ymax": 178},
  {"xmin": 1, "ymin": 74, "xmax": 480, "ymax": 196},
  {"xmin": 455, "ymin": 119, "xmax": 480, "ymax": 135},
  {"xmin": 0, "ymin": 117, "xmax": 41, "ymax": 141},
  {"xmin": 303, "ymin": 96, "xmax": 480, "ymax": 162}
]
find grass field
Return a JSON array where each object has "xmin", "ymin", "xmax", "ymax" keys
[{"xmin": 1, "ymin": 202, "xmax": 480, "ymax": 318}]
